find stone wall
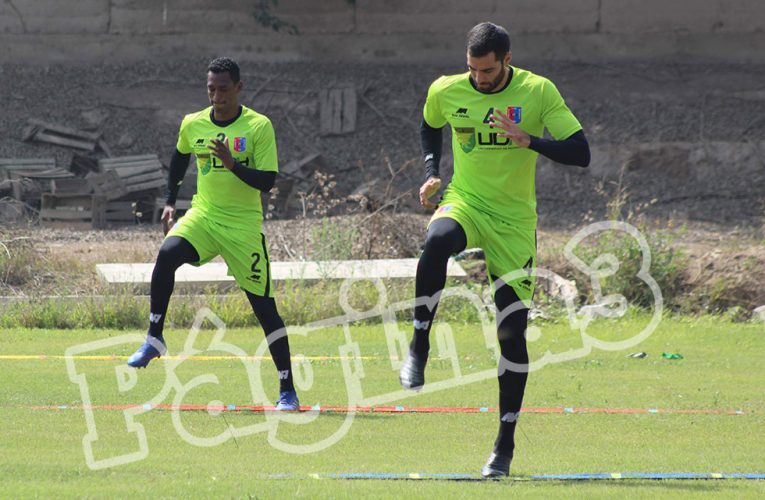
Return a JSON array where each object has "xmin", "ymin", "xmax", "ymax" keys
[{"xmin": 1, "ymin": 0, "xmax": 763, "ymax": 63}]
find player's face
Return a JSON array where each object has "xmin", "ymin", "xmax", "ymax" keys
[
  {"xmin": 207, "ymin": 71, "xmax": 242, "ymax": 114},
  {"xmin": 467, "ymin": 51, "xmax": 512, "ymax": 93}
]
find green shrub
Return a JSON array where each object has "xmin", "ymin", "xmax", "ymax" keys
[{"xmin": 566, "ymin": 221, "xmax": 687, "ymax": 309}]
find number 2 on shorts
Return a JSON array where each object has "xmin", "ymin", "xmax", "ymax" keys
[{"xmin": 250, "ymin": 252, "xmax": 262, "ymax": 282}]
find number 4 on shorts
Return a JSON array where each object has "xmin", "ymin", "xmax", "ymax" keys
[{"xmin": 521, "ymin": 257, "xmax": 533, "ymax": 288}]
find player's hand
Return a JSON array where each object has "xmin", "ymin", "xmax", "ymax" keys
[
  {"xmin": 491, "ymin": 108, "xmax": 531, "ymax": 148},
  {"xmin": 419, "ymin": 176, "xmax": 442, "ymax": 210},
  {"xmin": 208, "ymin": 138, "xmax": 234, "ymax": 169},
  {"xmin": 161, "ymin": 205, "xmax": 176, "ymax": 236}
]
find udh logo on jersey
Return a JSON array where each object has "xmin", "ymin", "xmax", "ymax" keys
[{"xmin": 234, "ymin": 137, "xmax": 247, "ymax": 152}]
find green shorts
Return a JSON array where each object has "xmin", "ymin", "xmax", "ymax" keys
[
  {"xmin": 430, "ymin": 190, "xmax": 537, "ymax": 305},
  {"xmin": 167, "ymin": 207, "xmax": 273, "ymax": 297}
]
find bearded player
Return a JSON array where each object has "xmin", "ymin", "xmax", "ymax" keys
[
  {"xmin": 400, "ymin": 23, "xmax": 590, "ymax": 476},
  {"xmin": 127, "ymin": 57, "xmax": 299, "ymax": 411}
]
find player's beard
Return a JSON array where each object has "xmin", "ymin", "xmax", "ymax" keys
[
  {"xmin": 481, "ymin": 67, "xmax": 507, "ymax": 93},
  {"xmin": 471, "ymin": 68, "xmax": 507, "ymax": 94}
]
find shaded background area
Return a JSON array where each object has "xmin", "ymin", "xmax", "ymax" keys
[
  {"xmin": 2, "ymin": 59, "xmax": 763, "ymax": 227},
  {"xmin": 2, "ymin": 1, "xmax": 764, "ymax": 228},
  {"xmin": 2, "ymin": 0, "xmax": 765, "ymax": 64},
  {"xmin": 0, "ymin": 0, "xmax": 763, "ymax": 311}
]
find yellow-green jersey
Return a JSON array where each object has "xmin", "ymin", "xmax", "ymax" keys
[
  {"xmin": 423, "ymin": 66, "xmax": 582, "ymax": 229},
  {"xmin": 176, "ymin": 105, "xmax": 277, "ymax": 230}
]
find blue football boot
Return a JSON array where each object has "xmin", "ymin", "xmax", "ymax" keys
[
  {"xmin": 127, "ymin": 335, "xmax": 167, "ymax": 368},
  {"xmin": 275, "ymin": 389, "xmax": 300, "ymax": 411}
]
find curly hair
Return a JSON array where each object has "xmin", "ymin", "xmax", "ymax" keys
[{"xmin": 207, "ymin": 57, "xmax": 241, "ymax": 83}]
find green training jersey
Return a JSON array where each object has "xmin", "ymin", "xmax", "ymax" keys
[
  {"xmin": 176, "ymin": 105, "xmax": 278, "ymax": 230},
  {"xmin": 423, "ymin": 66, "xmax": 582, "ymax": 229}
]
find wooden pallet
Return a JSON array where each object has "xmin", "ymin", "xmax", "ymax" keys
[
  {"xmin": 0, "ymin": 158, "xmax": 74, "ymax": 203},
  {"xmin": 105, "ymin": 200, "xmax": 137, "ymax": 223},
  {"xmin": 22, "ymin": 120, "xmax": 106, "ymax": 152},
  {"xmin": 52, "ymin": 177, "xmax": 92, "ymax": 196},
  {"xmin": 319, "ymin": 87, "xmax": 357, "ymax": 135},
  {"xmin": 9, "ymin": 168, "xmax": 75, "ymax": 201},
  {"xmin": 0, "ymin": 158, "xmax": 57, "ymax": 185},
  {"xmin": 40, "ymin": 193, "xmax": 106, "ymax": 230},
  {"xmin": 9, "ymin": 168, "xmax": 74, "ymax": 182},
  {"xmin": 51, "ymin": 177, "xmax": 93, "ymax": 195},
  {"xmin": 86, "ymin": 170, "xmax": 128, "ymax": 201},
  {"xmin": 98, "ymin": 155, "xmax": 166, "ymax": 194}
]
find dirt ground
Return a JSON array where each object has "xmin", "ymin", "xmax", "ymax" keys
[
  {"xmin": 2, "ymin": 59, "xmax": 764, "ymax": 225},
  {"xmin": 1, "ymin": 59, "xmax": 763, "ymax": 310},
  {"xmin": 1, "ymin": 214, "xmax": 763, "ymax": 313}
]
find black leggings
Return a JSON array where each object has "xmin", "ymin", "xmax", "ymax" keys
[
  {"xmin": 148, "ymin": 236, "xmax": 294, "ymax": 391},
  {"xmin": 245, "ymin": 292, "xmax": 295, "ymax": 392},
  {"xmin": 148, "ymin": 236, "xmax": 200, "ymax": 332},
  {"xmin": 412, "ymin": 218, "xmax": 467, "ymax": 348},
  {"xmin": 412, "ymin": 217, "xmax": 529, "ymax": 455},
  {"xmin": 492, "ymin": 276, "xmax": 529, "ymax": 455}
]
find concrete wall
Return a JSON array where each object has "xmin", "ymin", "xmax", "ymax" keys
[
  {"xmin": 600, "ymin": 0, "xmax": 765, "ymax": 33},
  {"xmin": 354, "ymin": 0, "xmax": 600, "ymax": 34},
  {"xmin": 1, "ymin": 0, "xmax": 764, "ymax": 63}
]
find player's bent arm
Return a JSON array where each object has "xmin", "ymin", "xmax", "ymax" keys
[
  {"xmin": 165, "ymin": 149, "xmax": 191, "ymax": 205},
  {"xmin": 230, "ymin": 161, "xmax": 277, "ymax": 192},
  {"xmin": 420, "ymin": 118, "xmax": 444, "ymax": 180},
  {"xmin": 528, "ymin": 130, "xmax": 590, "ymax": 167}
]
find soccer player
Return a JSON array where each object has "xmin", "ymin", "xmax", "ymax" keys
[
  {"xmin": 127, "ymin": 57, "xmax": 299, "ymax": 411},
  {"xmin": 399, "ymin": 23, "xmax": 590, "ymax": 477}
]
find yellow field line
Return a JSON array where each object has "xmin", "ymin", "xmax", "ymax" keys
[{"xmin": 0, "ymin": 355, "xmax": 381, "ymax": 361}]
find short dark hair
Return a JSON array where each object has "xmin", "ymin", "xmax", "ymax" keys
[
  {"xmin": 207, "ymin": 57, "xmax": 240, "ymax": 83},
  {"xmin": 467, "ymin": 22, "xmax": 511, "ymax": 61}
]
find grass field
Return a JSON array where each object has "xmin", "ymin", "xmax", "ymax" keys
[{"xmin": 1, "ymin": 312, "xmax": 764, "ymax": 498}]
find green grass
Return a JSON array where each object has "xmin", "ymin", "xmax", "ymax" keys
[
  {"xmin": 0, "ymin": 278, "xmax": 484, "ymax": 330},
  {"xmin": 1, "ymin": 314, "xmax": 764, "ymax": 497}
]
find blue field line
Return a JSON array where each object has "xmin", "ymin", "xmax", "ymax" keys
[
  {"xmin": 268, "ymin": 472, "xmax": 765, "ymax": 481},
  {"xmin": 530, "ymin": 472, "xmax": 765, "ymax": 481}
]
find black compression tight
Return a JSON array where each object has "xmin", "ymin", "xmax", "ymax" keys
[
  {"xmin": 410, "ymin": 218, "xmax": 467, "ymax": 357},
  {"xmin": 492, "ymin": 281, "xmax": 529, "ymax": 457},
  {"xmin": 246, "ymin": 292, "xmax": 295, "ymax": 392},
  {"xmin": 148, "ymin": 236, "xmax": 200, "ymax": 337},
  {"xmin": 147, "ymin": 236, "xmax": 294, "ymax": 392},
  {"xmin": 411, "ymin": 218, "xmax": 529, "ymax": 457}
]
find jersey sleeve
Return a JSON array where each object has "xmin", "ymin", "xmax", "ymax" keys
[
  {"xmin": 422, "ymin": 78, "xmax": 448, "ymax": 129},
  {"xmin": 175, "ymin": 115, "xmax": 193, "ymax": 154},
  {"xmin": 540, "ymin": 79, "xmax": 582, "ymax": 140},
  {"xmin": 252, "ymin": 118, "xmax": 278, "ymax": 173}
]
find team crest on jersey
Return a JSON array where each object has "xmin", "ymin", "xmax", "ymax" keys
[
  {"xmin": 507, "ymin": 106, "xmax": 522, "ymax": 124},
  {"xmin": 454, "ymin": 127, "xmax": 476, "ymax": 154},
  {"xmin": 483, "ymin": 107, "xmax": 522, "ymax": 124},
  {"xmin": 234, "ymin": 137, "xmax": 247, "ymax": 152}
]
